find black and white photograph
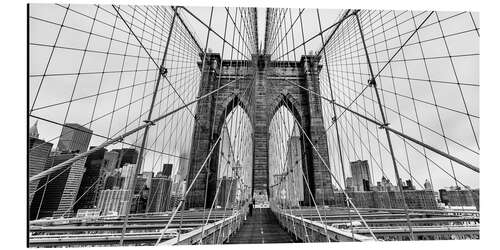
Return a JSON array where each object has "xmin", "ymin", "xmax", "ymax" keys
[{"xmin": 3, "ymin": 0, "xmax": 495, "ymax": 249}]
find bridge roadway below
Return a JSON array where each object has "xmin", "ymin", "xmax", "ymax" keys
[
  {"xmin": 28, "ymin": 210, "xmax": 233, "ymax": 247},
  {"xmin": 28, "ymin": 207, "xmax": 479, "ymax": 247},
  {"xmin": 226, "ymin": 208, "xmax": 300, "ymax": 244},
  {"xmin": 275, "ymin": 207, "xmax": 479, "ymax": 241}
]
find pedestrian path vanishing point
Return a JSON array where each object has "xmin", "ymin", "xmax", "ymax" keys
[{"xmin": 226, "ymin": 208, "xmax": 300, "ymax": 244}]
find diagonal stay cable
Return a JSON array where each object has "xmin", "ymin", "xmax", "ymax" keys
[
  {"xmin": 276, "ymin": 88, "xmax": 378, "ymax": 240},
  {"xmin": 29, "ymin": 75, "xmax": 245, "ymax": 184},
  {"xmin": 371, "ymin": 11, "xmax": 435, "ymax": 80},
  {"xmin": 112, "ymin": 5, "xmax": 161, "ymax": 69},
  {"xmin": 113, "ymin": 5, "xmax": 196, "ymax": 118},
  {"xmin": 153, "ymin": 90, "xmax": 249, "ymax": 245},
  {"xmin": 276, "ymin": 73, "xmax": 479, "ymax": 173},
  {"xmin": 318, "ymin": 11, "xmax": 435, "ymax": 130}
]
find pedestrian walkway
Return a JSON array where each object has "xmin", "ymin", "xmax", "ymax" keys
[{"xmin": 226, "ymin": 208, "xmax": 300, "ymax": 244}]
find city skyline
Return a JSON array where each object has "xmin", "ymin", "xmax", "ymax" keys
[
  {"xmin": 29, "ymin": 4, "xmax": 479, "ymax": 191},
  {"xmin": 26, "ymin": 3, "xmax": 480, "ymax": 247},
  {"xmin": 30, "ymin": 118, "xmax": 476, "ymax": 195}
]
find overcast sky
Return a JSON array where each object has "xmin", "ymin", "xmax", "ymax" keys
[{"xmin": 29, "ymin": 4, "xmax": 479, "ymax": 192}]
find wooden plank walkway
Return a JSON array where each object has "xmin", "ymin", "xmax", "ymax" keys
[{"xmin": 226, "ymin": 208, "xmax": 300, "ymax": 244}]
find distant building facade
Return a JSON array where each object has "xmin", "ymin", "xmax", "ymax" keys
[
  {"xmin": 98, "ymin": 150, "xmax": 120, "ymax": 190},
  {"xmin": 424, "ymin": 179, "xmax": 433, "ymax": 191},
  {"xmin": 177, "ymin": 152, "xmax": 189, "ymax": 181},
  {"xmin": 372, "ymin": 176, "xmax": 397, "ymax": 192},
  {"xmin": 111, "ymin": 148, "xmax": 138, "ymax": 168},
  {"xmin": 120, "ymin": 163, "xmax": 136, "ymax": 191},
  {"xmin": 28, "ymin": 136, "xmax": 53, "ymax": 207},
  {"xmin": 30, "ymin": 152, "xmax": 87, "ymax": 219},
  {"xmin": 75, "ymin": 208, "xmax": 100, "ymax": 217},
  {"xmin": 30, "ymin": 123, "xmax": 92, "ymax": 219},
  {"xmin": 142, "ymin": 171, "xmax": 154, "ymax": 187},
  {"xmin": 402, "ymin": 179, "xmax": 415, "ymax": 190},
  {"xmin": 168, "ymin": 194, "xmax": 183, "ymax": 210},
  {"xmin": 73, "ymin": 148, "xmax": 107, "ymax": 211},
  {"xmin": 216, "ymin": 177, "xmax": 237, "ymax": 208},
  {"xmin": 146, "ymin": 177, "xmax": 171, "ymax": 213},
  {"xmin": 56, "ymin": 123, "xmax": 92, "ymax": 153},
  {"xmin": 130, "ymin": 185, "xmax": 149, "ymax": 214},
  {"xmin": 134, "ymin": 175, "xmax": 148, "ymax": 194},
  {"xmin": 97, "ymin": 189, "xmax": 131, "ymax": 216},
  {"xmin": 439, "ymin": 188, "xmax": 480, "ymax": 210},
  {"xmin": 104, "ymin": 168, "xmax": 123, "ymax": 190},
  {"xmin": 29, "ymin": 120, "xmax": 40, "ymax": 139},
  {"xmin": 161, "ymin": 163, "xmax": 173, "ymax": 177},
  {"xmin": 286, "ymin": 136, "xmax": 304, "ymax": 206},
  {"xmin": 350, "ymin": 160, "xmax": 371, "ymax": 191},
  {"xmin": 329, "ymin": 190, "xmax": 438, "ymax": 210}
]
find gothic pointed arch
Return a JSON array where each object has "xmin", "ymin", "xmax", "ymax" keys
[{"xmin": 186, "ymin": 53, "xmax": 333, "ymax": 208}]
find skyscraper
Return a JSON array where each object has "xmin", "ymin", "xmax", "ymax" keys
[
  {"xmin": 350, "ymin": 160, "xmax": 371, "ymax": 191},
  {"xmin": 131, "ymin": 175, "xmax": 149, "ymax": 214},
  {"xmin": 160, "ymin": 163, "xmax": 173, "ymax": 177},
  {"xmin": 439, "ymin": 188, "xmax": 480, "ymax": 209},
  {"xmin": 28, "ymin": 136, "xmax": 53, "ymax": 207},
  {"xmin": 218, "ymin": 126, "xmax": 234, "ymax": 178},
  {"xmin": 74, "ymin": 148, "xmax": 107, "ymax": 212},
  {"xmin": 104, "ymin": 168, "xmax": 122, "ymax": 190},
  {"xmin": 30, "ymin": 152, "xmax": 87, "ymax": 219},
  {"xmin": 168, "ymin": 194, "xmax": 183, "ymax": 210},
  {"xmin": 178, "ymin": 152, "xmax": 189, "ymax": 181},
  {"xmin": 98, "ymin": 150, "xmax": 120, "ymax": 189},
  {"xmin": 102, "ymin": 150, "xmax": 120, "ymax": 171},
  {"xmin": 56, "ymin": 123, "xmax": 93, "ymax": 153},
  {"xmin": 171, "ymin": 174, "xmax": 182, "ymax": 195},
  {"xmin": 29, "ymin": 120, "xmax": 40, "ymax": 139},
  {"xmin": 424, "ymin": 179, "xmax": 433, "ymax": 191},
  {"xmin": 97, "ymin": 189, "xmax": 131, "ymax": 216},
  {"xmin": 130, "ymin": 192, "xmax": 148, "ymax": 214},
  {"xmin": 286, "ymin": 136, "xmax": 304, "ymax": 206},
  {"xmin": 146, "ymin": 177, "xmax": 171, "ymax": 213},
  {"xmin": 402, "ymin": 179, "xmax": 415, "ymax": 190},
  {"xmin": 120, "ymin": 163, "xmax": 137, "ymax": 191},
  {"xmin": 111, "ymin": 148, "xmax": 138, "ymax": 168},
  {"xmin": 134, "ymin": 175, "xmax": 148, "ymax": 194},
  {"xmin": 379, "ymin": 176, "xmax": 395, "ymax": 191},
  {"xmin": 142, "ymin": 171, "xmax": 154, "ymax": 188},
  {"xmin": 216, "ymin": 177, "xmax": 237, "ymax": 208}
]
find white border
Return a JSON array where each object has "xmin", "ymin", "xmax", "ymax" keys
[{"xmin": 1, "ymin": 1, "xmax": 498, "ymax": 250}]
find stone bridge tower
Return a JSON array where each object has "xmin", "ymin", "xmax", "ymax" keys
[{"xmin": 185, "ymin": 53, "xmax": 334, "ymax": 208}]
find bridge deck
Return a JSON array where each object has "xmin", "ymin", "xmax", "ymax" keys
[{"xmin": 226, "ymin": 208, "xmax": 299, "ymax": 244}]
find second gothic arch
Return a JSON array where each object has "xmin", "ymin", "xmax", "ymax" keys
[{"xmin": 185, "ymin": 53, "xmax": 333, "ymax": 208}]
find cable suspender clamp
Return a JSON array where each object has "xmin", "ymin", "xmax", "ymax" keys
[
  {"xmin": 379, "ymin": 123, "xmax": 390, "ymax": 129},
  {"xmin": 143, "ymin": 120, "xmax": 155, "ymax": 126},
  {"xmin": 368, "ymin": 78, "xmax": 376, "ymax": 87},
  {"xmin": 332, "ymin": 115, "xmax": 337, "ymax": 123},
  {"xmin": 159, "ymin": 66, "xmax": 168, "ymax": 78}
]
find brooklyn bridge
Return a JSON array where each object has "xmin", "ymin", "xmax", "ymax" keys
[{"xmin": 28, "ymin": 4, "xmax": 479, "ymax": 247}]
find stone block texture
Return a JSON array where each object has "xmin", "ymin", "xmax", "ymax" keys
[{"xmin": 185, "ymin": 53, "xmax": 334, "ymax": 208}]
